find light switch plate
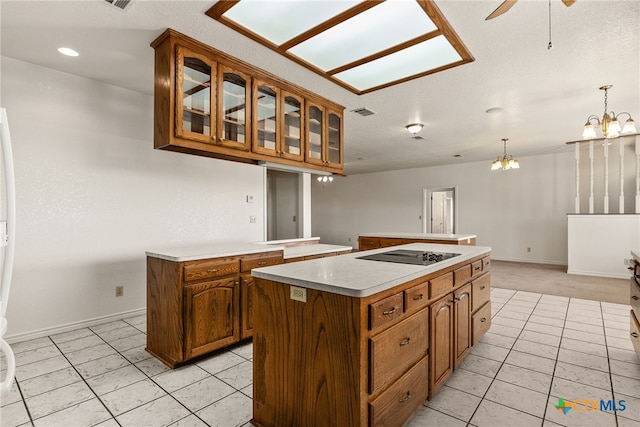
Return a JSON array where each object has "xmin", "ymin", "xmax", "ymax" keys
[
  {"xmin": 246, "ymin": 195, "xmax": 254, "ymax": 203},
  {"xmin": 290, "ymin": 286, "xmax": 307, "ymax": 302}
]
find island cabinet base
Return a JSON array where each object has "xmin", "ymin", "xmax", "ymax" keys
[{"xmin": 252, "ymin": 252, "xmax": 491, "ymax": 427}]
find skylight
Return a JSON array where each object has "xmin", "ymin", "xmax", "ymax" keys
[{"xmin": 206, "ymin": 0, "xmax": 474, "ymax": 95}]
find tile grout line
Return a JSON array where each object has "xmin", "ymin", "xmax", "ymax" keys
[{"xmin": 600, "ymin": 302, "xmax": 620, "ymax": 427}]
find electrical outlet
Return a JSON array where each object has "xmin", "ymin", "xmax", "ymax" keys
[
  {"xmin": 527, "ymin": 247, "xmax": 531, "ymax": 253},
  {"xmin": 116, "ymin": 286, "xmax": 124, "ymax": 297},
  {"xmin": 290, "ymin": 286, "xmax": 307, "ymax": 302},
  {"xmin": 250, "ymin": 216, "xmax": 256, "ymax": 223}
]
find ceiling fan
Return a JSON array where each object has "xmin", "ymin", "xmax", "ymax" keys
[{"xmin": 485, "ymin": 0, "xmax": 577, "ymax": 20}]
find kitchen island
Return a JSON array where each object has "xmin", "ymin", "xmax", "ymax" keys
[
  {"xmin": 359, "ymin": 232, "xmax": 477, "ymax": 251},
  {"xmin": 251, "ymin": 243, "xmax": 491, "ymax": 427}
]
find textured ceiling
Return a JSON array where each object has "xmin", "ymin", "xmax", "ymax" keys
[{"xmin": 1, "ymin": 0, "xmax": 639, "ymax": 175}]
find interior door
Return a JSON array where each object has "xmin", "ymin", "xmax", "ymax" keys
[{"xmin": 431, "ymin": 192, "xmax": 446, "ymax": 233}]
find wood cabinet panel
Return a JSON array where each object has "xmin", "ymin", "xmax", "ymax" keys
[
  {"xmin": 369, "ymin": 293, "xmax": 404, "ymax": 331},
  {"xmin": 369, "ymin": 356, "xmax": 428, "ymax": 427},
  {"xmin": 359, "ymin": 237, "xmax": 380, "ymax": 251},
  {"xmin": 482, "ymin": 256, "xmax": 491, "ymax": 271},
  {"xmin": 404, "ymin": 282, "xmax": 428, "ymax": 314},
  {"xmin": 369, "ymin": 309, "xmax": 429, "ymax": 394},
  {"xmin": 429, "ymin": 294, "xmax": 453, "ymax": 398},
  {"xmin": 471, "ymin": 260, "xmax": 483, "ymax": 277},
  {"xmin": 240, "ymin": 273, "xmax": 254, "ymax": 339},
  {"xmin": 631, "ymin": 310, "xmax": 640, "ymax": 355},
  {"xmin": 631, "ymin": 275, "xmax": 640, "ymax": 319},
  {"xmin": 454, "ymin": 264, "xmax": 471, "ymax": 286},
  {"xmin": 183, "ymin": 258, "xmax": 239, "ymax": 282},
  {"xmin": 471, "ymin": 273, "xmax": 491, "ymax": 312},
  {"xmin": 184, "ymin": 277, "xmax": 240, "ymax": 359},
  {"xmin": 429, "ymin": 272, "xmax": 454, "ymax": 299},
  {"xmin": 472, "ymin": 302, "xmax": 492, "ymax": 346},
  {"xmin": 454, "ymin": 284, "xmax": 472, "ymax": 367}
]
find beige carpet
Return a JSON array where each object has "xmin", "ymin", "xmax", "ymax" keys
[{"xmin": 490, "ymin": 260, "xmax": 630, "ymax": 304}]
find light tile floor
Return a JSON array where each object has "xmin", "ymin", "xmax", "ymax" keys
[{"xmin": 1, "ymin": 288, "xmax": 639, "ymax": 427}]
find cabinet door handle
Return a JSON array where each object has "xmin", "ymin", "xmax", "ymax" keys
[
  {"xmin": 629, "ymin": 266, "xmax": 635, "ymax": 270},
  {"xmin": 399, "ymin": 338, "xmax": 411, "ymax": 347},
  {"xmin": 632, "ymin": 332, "xmax": 639, "ymax": 338},
  {"xmin": 632, "ymin": 295, "xmax": 639, "ymax": 301},
  {"xmin": 257, "ymin": 261, "xmax": 268, "ymax": 266},
  {"xmin": 479, "ymin": 285, "xmax": 486, "ymax": 290},
  {"xmin": 382, "ymin": 307, "xmax": 397, "ymax": 316},
  {"xmin": 207, "ymin": 269, "xmax": 219, "ymax": 273},
  {"xmin": 413, "ymin": 294, "xmax": 423, "ymax": 301},
  {"xmin": 480, "ymin": 317, "xmax": 487, "ymax": 323},
  {"xmin": 474, "ymin": 266, "xmax": 481, "ymax": 271},
  {"xmin": 399, "ymin": 392, "xmax": 411, "ymax": 403}
]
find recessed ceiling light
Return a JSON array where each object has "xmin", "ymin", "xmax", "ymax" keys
[
  {"xmin": 57, "ymin": 47, "xmax": 79, "ymax": 57},
  {"xmin": 485, "ymin": 107, "xmax": 503, "ymax": 114}
]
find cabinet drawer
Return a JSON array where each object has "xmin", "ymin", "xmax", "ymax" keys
[
  {"xmin": 631, "ymin": 310, "xmax": 640, "ymax": 356},
  {"xmin": 369, "ymin": 356, "xmax": 428, "ymax": 427},
  {"xmin": 369, "ymin": 309, "xmax": 428, "ymax": 394},
  {"xmin": 183, "ymin": 258, "xmax": 239, "ymax": 282},
  {"xmin": 454, "ymin": 265, "xmax": 471, "ymax": 286},
  {"xmin": 370, "ymin": 293, "xmax": 404, "ymax": 331},
  {"xmin": 471, "ymin": 260, "xmax": 483, "ymax": 277},
  {"xmin": 429, "ymin": 272, "xmax": 454, "ymax": 299},
  {"xmin": 240, "ymin": 252, "xmax": 282, "ymax": 272},
  {"xmin": 472, "ymin": 273, "xmax": 491, "ymax": 312},
  {"xmin": 404, "ymin": 282, "xmax": 428, "ymax": 313},
  {"xmin": 482, "ymin": 256, "xmax": 491, "ymax": 271},
  {"xmin": 631, "ymin": 275, "xmax": 640, "ymax": 319},
  {"xmin": 472, "ymin": 302, "xmax": 491, "ymax": 346}
]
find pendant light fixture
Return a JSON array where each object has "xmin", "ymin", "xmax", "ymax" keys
[
  {"xmin": 582, "ymin": 85, "xmax": 637, "ymax": 139},
  {"xmin": 491, "ymin": 138, "xmax": 520, "ymax": 171}
]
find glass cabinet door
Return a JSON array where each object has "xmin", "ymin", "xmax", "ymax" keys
[
  {"xmin": 282, "ymin": 92, "xmax": 303, "ymax": 161},
  {"xmin": 253, "ymin": 82, "xmax": 279, "ymax": 155},
  {"xmin": 176, "ymin": 47, "xmax": 215, "ymax": 144},
  {"xmin": 306, "ymin": 103, "xmax": 324, "ymax": 165},
  {"xmin": 327, "ymin": 110, "xmax": 343, "ymax": 167},
  {"xmin": 218, "ymin": 66, "xmax": 251, "ymax": 150}
]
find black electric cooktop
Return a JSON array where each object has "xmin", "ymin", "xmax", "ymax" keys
[{"xmin": 356, "ymin": 249, "xmax": 461, "ymax": 266}]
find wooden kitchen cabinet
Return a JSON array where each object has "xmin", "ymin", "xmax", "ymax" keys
[
  {"xmin": 629, "ymin": 254, "xmax": 640, "ymax": 359},
  {"xmin": 151, "ymin": 28, "xmax": 344, "ymax": 174},
  {"xmin": 358, "ymin": 234, "xmax": 477, "ymax": 250},
  {"xmin": 252, "ymin": 251, "xmax": 492, "ymax": 427},
  {"xmin": 305, "ymin": 102, "xmax": 343, "ymax": 170},
  {"xmin": 453, "ymin": 283, "xmax": 472, "ymax": 367},
  {"xmin": 184, "ymin": 276, "xmax": 239, "ymax": 360},
  {"xmin": 146, "ymin": 250, "xmax": 282, "ymax": 368},
  {"xmin": 429, "ymin": 293, "xmax": 454, "ymax": 398}
]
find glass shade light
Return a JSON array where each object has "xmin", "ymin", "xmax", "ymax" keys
[
  {"xmin": 623, "ymin": 118, "xmax": 637, "ymax": 134},
  {"xmin": 406, "ymin": 123, "xmax": 424, "ymax": 134},
  {"xmin": 582, "ymin": 122, "xmax": 597, "ymax": 139},
  {"xmin": 606, "ymin": 118, "xmax": 621, "ymax": 138},
  {"xmin": 317, "ymin": 176, "xmax": 334, "ymax": 183}
]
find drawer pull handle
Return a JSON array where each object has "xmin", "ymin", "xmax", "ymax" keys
[
  {"xmin": 632, "ymin": 296, "xmax": 639, "ymax": 301},
  {"xmin": 399, "ymin": 392, "xmax": 412, "ymax": 403},
  {"xmin": 207, "ymin": 269, "xmax": 219, "ymax": 273},
  {"xmin": 479, "ymin": 285, "xmax": 486, "ymax": 290},
  {"xmin": 382, "ymin": 307, "xmax": 397, "ymax": 316},
  {"xmin": 413, "ymin": 294, "xmax": 424, "ymax": 301},
  {"xmin": 632, "ymin": 332, "xmax": 639, "ymax": 338},
  {"xmin": 481, "ymin": 317, "xmax": 487, "ymax": 323},
  {"xmin": 257, "ymin": 261, "xmax": 268, "ymax": 266},
  {"xmin": 400, "ymin": 338, "xmax": 411, "ymax": 347},
  {"xmin": 475, "ymin": 266, "xmax": 481, "ymax": 271},
  {"xmin": 629, "ymin": 266, "xmax": 635, "ymax": 270}
]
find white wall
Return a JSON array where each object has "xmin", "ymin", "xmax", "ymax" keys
[
  {"xmin": 312, "ymin": 151, "xmax": 574, "ymax": 265},
  {"xmin": 1, "ymin": 57, "xmax": 266, "ymax": 338}
]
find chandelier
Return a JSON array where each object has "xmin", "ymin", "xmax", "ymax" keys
[
  {"xmin": 582, "ymin": 85, "xmax": 637, "ymax": 139},
  {"xmin": 317, "ymin": 176, "xmax": 333, "ymax": 183},
  {"xmin": 491, "ymin": 138, "xmax": 520, "ymax": 171}
]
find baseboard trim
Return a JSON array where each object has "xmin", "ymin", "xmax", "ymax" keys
[
  {"xmin": 5, "ymin": 307, "xmax": 146, "ymax": 344},
  {"xmin": 491, "ymin": 256, "xmax": 567, "ymax": 266},
  {"xmin": 566, "ymin": 269, "xmax": 628, "ymax": 280}
]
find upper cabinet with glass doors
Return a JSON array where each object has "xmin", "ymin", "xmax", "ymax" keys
[
  {"xmin": 152, "ymin": 29, "xmax": 343, "ymax": 174},
  {"xmin": 306, "ymin": 102, "xmax": 343, "ymax": 170}
]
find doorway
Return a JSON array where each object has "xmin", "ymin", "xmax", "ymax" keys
[
  {"xmin": 423, "ymin": 187, "xmax": 457, "ymax": 234},
  {"xmin": 266, "ymin": 170, "xmax": 300, "ymax": 240}
]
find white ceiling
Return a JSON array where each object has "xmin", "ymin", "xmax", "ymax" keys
[{"xmin": 1, "ymin": 0, "xmax": 639, "ymax": 175}]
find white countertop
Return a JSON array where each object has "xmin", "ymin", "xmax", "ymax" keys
[
  {"xmin": 146, "ymin": 243, "xmax": 285, "ymax": 262},
  {"xmin": 284, "ymin": 243, "xmax": 352, "ymax": 259},
  {"xmin": 252, "ymin": 243, "xmax": 490, "ymax": 298},
  {"xmin": 359, "ymin": 232, "xmax": 476, "ymax": 241}
]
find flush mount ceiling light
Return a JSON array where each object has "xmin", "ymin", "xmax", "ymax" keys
[
  {"xmin": 491, "ymin": 138, "xmax": 520, "ymax": 171},
  {"xmin": 206, "ymin": 0, "xmax": 474, "ymax": 95},
  {"xmin": 57, "ymin": 47, "xmax": 79, "ymax": 57},
  {"xmin": 405, "ymin": 123, "xmax": 424, "ymax": 135},
  {"xmin": 582, "ymin": 85, "xmax": 637, "ymax": 139}
]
